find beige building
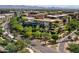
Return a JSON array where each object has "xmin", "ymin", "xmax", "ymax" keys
[{"xmin": 0, "ymin": 15, "xmax": 6, "ymax": 24}]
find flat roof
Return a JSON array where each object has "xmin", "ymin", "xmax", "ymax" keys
[
  {"xmin": 27, "ymin": 17, "xmax": 35, "ymax": 19},
  {"xmin": 47, "ymin": 14, "xmax": 68, "ymax": 18},
  {"xmin": 0, "ymin": 15, "xmax": 5, "ymax": 18},
  {"xmin": 4, "ymin": 13, "xmax": 14, "ymax": 16},
  {"xmin": 33, "ymin": 18, "xmax": 62, "ymax": 22}
]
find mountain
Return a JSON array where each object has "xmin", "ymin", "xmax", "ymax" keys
[
  {"xmin": 39, "ymin": 5, "xmax": 79, "ymax": 10},
  {"xmin": 0, "ymin": 5, "xmax": 79, "ymax": 10},
  {"xmin": 0, "ymin": 5, "xmax": 46, "ymax": 9}
]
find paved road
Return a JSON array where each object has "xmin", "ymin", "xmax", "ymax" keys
[
  {"xmin": 30, "ymin": 40, "xmax": 58, "ymax": 53},
  {"xmin": 57, "ymin": 30, "xmax": 77, "ymax": 53},
  {"xmin": 58, "ymin": 43, "xmax": 66, "ymax": 53},
  {"xmin": 32, "ymin": 45, "xmax": 58, "ymax": 53}
]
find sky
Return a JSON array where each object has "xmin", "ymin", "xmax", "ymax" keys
[{"xmin": 0, "ymin": 0, "xmax": 79, "ymax": 5}]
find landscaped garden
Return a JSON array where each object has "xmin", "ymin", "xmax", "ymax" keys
[
  {"xmin": 10, "ymin": 15, "xmax": 79, "ymax": 43},
  {"xmin": 0, "ymin": 26, "xmax": 31, "ymax": 53},
  {"xmin": 9, "ymin": 15, "xmax": 79, "ymax": 52}
]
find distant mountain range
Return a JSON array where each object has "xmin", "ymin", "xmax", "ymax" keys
[
  {"xmin": 39, "ymin": 5, "xmax": 79, "ymax": 9},
  {"xmin": 0, "ymin": 5, "xmax": 46, "ymax": 9},
  {"xmin": 0, "ymin": 5, "xmax": 79, "ymax": 10}
]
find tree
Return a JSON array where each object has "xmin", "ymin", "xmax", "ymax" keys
[
  {"xmin": 21, "ymin": 16, "xmax": 27, "ymax": 22},
  {"xmin": 0, "ymin": 37, "xmax": 7, "ymax": 46},
  {"xmin": 66, "ymin": 19, "xmax": 79, "ymax": 32},
  {"xmin": 25, "ymin": 31, "xmax": 32, "ymax": 38},
  {"xmin": 24, "ymin": 26, "xmax": 32, "ymax": 32},
  {"xmin": 10, "ymin": 17, "xmax": 18, "ymax": 25},
  {"xmin": 57, "ymin": 27, "xmax": 63, "ymax": 34},
  {"xmin": 65, "ymin": 19, "xmax": 79, "ymax": 32},
  {"xmin": 0, "ymin": 27, "xmax": 3, "ymax": 36},
  {"xmin": 24, "ymin": 26, "xmax": 32, "ymax": 37},
  {"xmin": 3, "ymin": 38, "xmax": 28, "ymax": 53},
  {"xmin": 65, "ymin": 25, "xmax": 71, "ymax": 32},
  {"xmin": 45, "ymin": 26, "xmax": 49, "ymax": 32},
  {"xmin": 10, "ymin": 17, "xmax": 24, "ymax": 32},
  {"xmin": 42, "ymin": 32, "xmax": 52, "ymax": 44},
  {"xmin": 15, "ymin": 24, "xmax": 23, "ymax": 32},
  {"xmin": 35, "ymin": 25, "xmax": 40, "ymax": 31},
  {"xmin": 15, "ymin": 40, "xmax": 27, "ymax": 51},
  {"xmin": 5, "ymin": 43, "xmax": 17, "ymax": 53},
  {"xmin": 33, "ymin": 31, "xmax": 41, "ymax": 38},
  {"xmin": 32, "ymin": 25, "xmax": 40, "ymax": 31},
  {"xmin": 52, "ymin": 34, "xmax": 59, "ymax": 43},
  {"xmin": 67, "ymin": 43, "xmax": 79, "ymax": 53}
]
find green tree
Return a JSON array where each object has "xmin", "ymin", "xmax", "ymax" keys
[
  {"xmin": 25, "ymin": 31, "xmax": 32, "ymax": 38},
  {"xmin": 35, "ymin": 25, "xmax": 40, "ymax": 31},
  {"xmin": 57, "ymin": 27, "xmax": 63, "ymax": 34},
  {"xmin": 65, "ymin": 25, "xmax": 71, "ymax": 32},
  {"xmin": 52, "ymin": 34, "xmax": 59, "ymax": 43},
  {"xmin": 5, "ymin": 43, "xmax": 17, "ymax": 53},
  {"xmin": 15, "ymin": 24, "xmax": 23, "ymax": 32},
  {"xmin": 24, "ymin": 26, "xmax": 32, "ymax": 37},
  {"xmin": 65, "ymin": 19, "xmax": 79, "ymax": 32},
  {"xmin": 0, "ymin": 37, "xmax": 7, "ymax": 46},
  {"xmin": 67, "ymin": 43, "xmax": 79, "ymax": 53},
  {"xmin": 24, "ymin": 26, "xmax": 32, "ymax": 32},
  {"xmin": 42, "ymin": 32, "xmax": 52, "ymax": 44},
  {"xmin": 15, "ymin": 40, "xmax": 27, "ymax": 51},
  {"xmin": 0, "ymin": 27, "xmax": 3, "ymax": 36},
  {"xmin": 10, "ymin": 17, "xmax": 18, "ymax": 25},
  {"xmin": 33, "ymin": 31, "xmax": 41, "ymax": 38},
  {"xmin": 21, "ymin": 16, "xmax": 27, "ymax": 22}
]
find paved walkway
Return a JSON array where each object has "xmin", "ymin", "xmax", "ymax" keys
[
  {"xmin": 30, "ymin": 40, "xmax": 58, "ymax": 53},
  {"xmin": 57, "ymin": 30, "xmax": 77, "ymax": 53}
]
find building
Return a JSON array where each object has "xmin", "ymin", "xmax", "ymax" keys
[
  {"xmin": 28, "ymin": 11, "xmax": 39, "ymax": 17},
  {"xmin": 22, "ymin": 12, "xmax": 28, "ymax": 16},
  {"xmin": 0, "ymin": 15, "xmax": 6, "ymax": 24},
  {"xmin": 35, "ymin": 13, "xmax": 46, "ymax": 19},
  {"xmin": 46, "ymin": 14, "xmax": 68, "ymax": 19}
]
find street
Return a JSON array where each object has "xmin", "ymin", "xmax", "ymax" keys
[{"xmin": 57, "ymin": 30, "xmax": 77, "ymax": 53}]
